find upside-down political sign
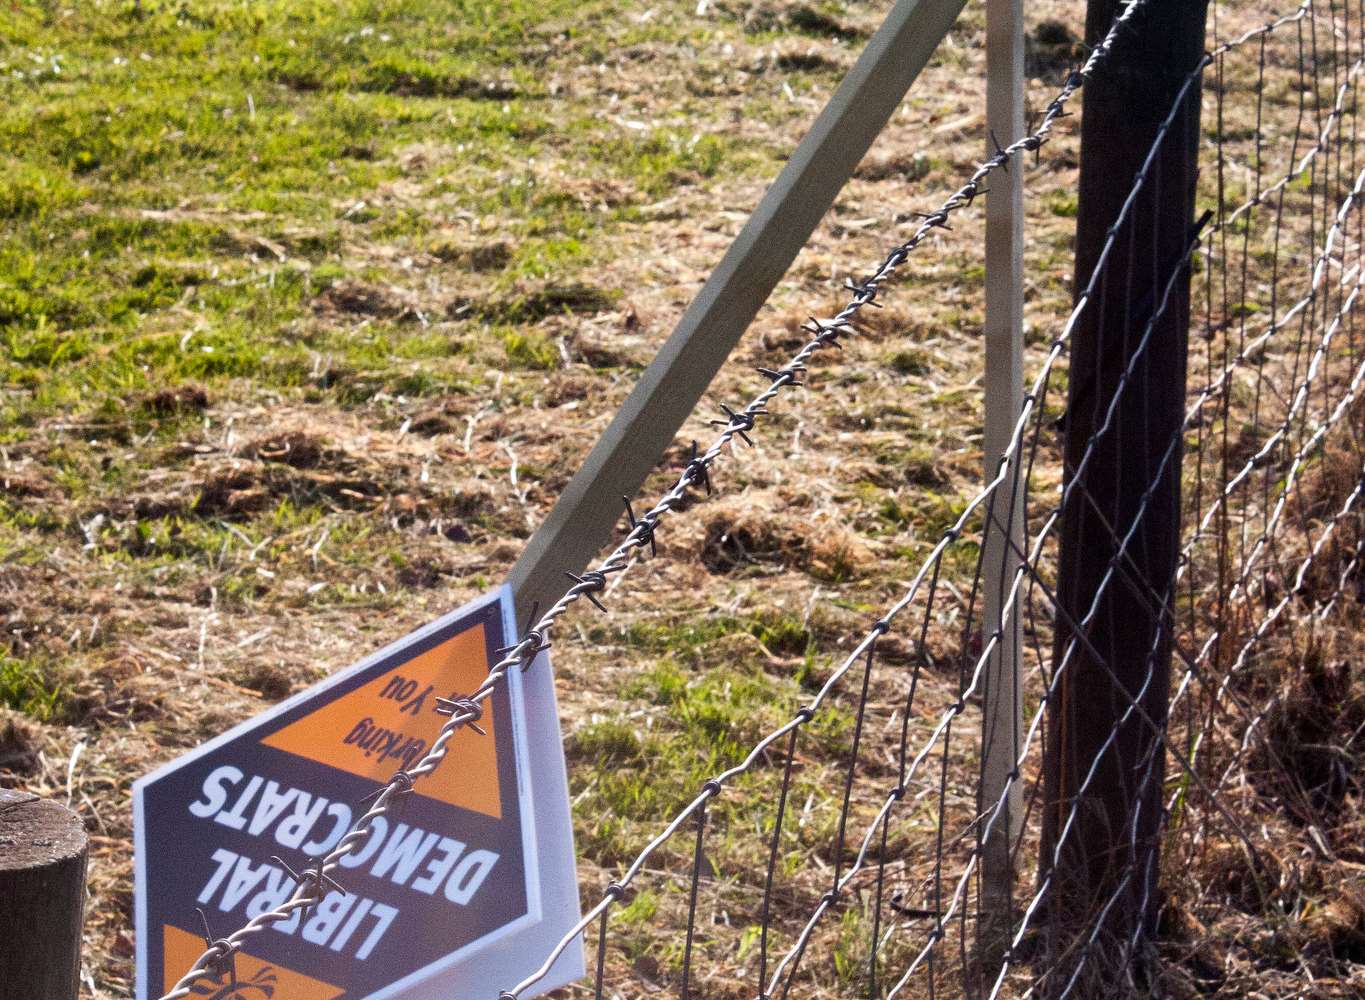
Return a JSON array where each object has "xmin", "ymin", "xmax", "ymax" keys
[{"xmin": 134, "ymin": 587, "xmax": 582, "ymax": 999}]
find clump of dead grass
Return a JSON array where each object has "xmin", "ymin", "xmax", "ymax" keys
[
  {"xmin": 1026, "ymin": 19, "xmax": 1083, "ymax": 82},
  {"xmin": 140, "ymin": 384, "xmax": 209, "ymax": 416},
  {"xmin": 1249, "ymin": 646, "xmax": 1362, "ymax": 826},
  {"xmin": 312, "ymin": 279, "xmax": 421, "ymax": 320},
  {"xmin": 699, "ymin": 503, "xmax": 872, "ymax": 581},
  {"xmin": 244, "ymin": 430, "xmax": 329, "ymax": 469},
  {"xmin": 429, "ymin": 237, "xmax": 513, "ymax": 272}
]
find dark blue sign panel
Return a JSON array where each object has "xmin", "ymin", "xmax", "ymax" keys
[{"xmin": 135, "ymin": 587, "xmax": 583, "ymax": 1000}]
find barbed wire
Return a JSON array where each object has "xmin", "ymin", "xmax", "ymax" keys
[
  {"xmin": 157, "ymin": 2, "xmax": 1153, "ymax": 994},
  {"xmin": 157, "ymin": 1, "xmax": 1365, "ymax": 997},
  {"xmin": 513, "ymin": 3, "xmax": 1365, "ymax": 998},
  {"xmin": 531, "ymin": 3, "xmax": 1364, "ymax": 997},
  {"xmin": 162, "ymin": 0, "xmax": 1179, "ymax": 993},
  {"xmin": 156, "ymin": 248, "xmax": 828, "ymax": 997},
  {"xmin": 496, "ymin": 1, "xmax": 1171, "ymax": 995}
]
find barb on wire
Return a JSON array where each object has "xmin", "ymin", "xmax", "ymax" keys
[
  {"xmin": 622, "ymin": 497, "xmax": 657, "ymax": 557},
  {"xmin": 194, "ymin": 908, "xmax": 237, "ymax": 992}
]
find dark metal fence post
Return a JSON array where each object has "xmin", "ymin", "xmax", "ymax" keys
[
  {"xmin": 1041, "ymin": 0, "xmax": 1207, "ymax": 989},
  {"xmin": 0, "ymin": 790, "xmax": 89, "ymax": 1000}
]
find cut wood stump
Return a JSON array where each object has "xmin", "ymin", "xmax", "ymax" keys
[{"xmin": 0, "ymin": 789, "xmax": 89, "ymax": 1000}]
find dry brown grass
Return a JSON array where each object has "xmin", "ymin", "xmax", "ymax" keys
[{"xmin": 2, "ymin": 1, "xmax": 1363, "ymax": 998}]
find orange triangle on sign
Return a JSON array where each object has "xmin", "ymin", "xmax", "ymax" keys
[
  {"xmin": 162, "ymin": 923, "xmax": 346, "ymax": 999},
  {"xmin": 261, "ymin": 623, "xmax": 503, "ymax": 820}
]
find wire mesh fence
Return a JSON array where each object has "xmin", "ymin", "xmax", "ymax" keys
[
  {"xmin": 499, "ymin": 2, "xmax": 1365, "ymax": 998},
  {"xmin": 156, "ymin": 1, "xmax": 1365, "ymax": 998}
]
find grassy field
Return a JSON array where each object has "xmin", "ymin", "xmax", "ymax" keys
[
  {"xmin": 2, "ymin": 1, "xmax": 1362, "ymax": 998},
  {"xmin": 0, "ymin": 3, "xmax": 1029, "ymax": 994}
]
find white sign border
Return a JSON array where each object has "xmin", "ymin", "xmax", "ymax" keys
[{"xmin": 133, "ymin": 585, "xmax": 584, "ymax": 999}]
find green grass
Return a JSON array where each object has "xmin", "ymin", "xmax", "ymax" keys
[
  {"xmin": 0, "ymin": 653, "xmax": 65, "ymax": 720},
  {"xmin": 0, "ymin": 0, "xmax": 781, "ymax": 435},
  {"xmin": 0, "ymin": 0, "xmax": 838, "ymax": 634},
  {"xmin": 0, "ymin": 2, "xmax": 815, "ymax": 695},
  {"xmin": 1046, "ymin": 190, "xmax": 1079, "ymax": 218},
  {"xmin": 570, "ymin": 653, "xmax": 858, "ymax": 862},
  {"xmin": 0, "ymin": 6, "xmax": 913, "ymax": 988}
]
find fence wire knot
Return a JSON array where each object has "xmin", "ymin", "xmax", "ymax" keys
[
  {"xmin": 622, "ymin": 496, "xmax": 659, "ymax": 557},
  {"xmin": 270, "ymin": 855, "xmax": 344, "ymax": 920},
  {"xmin": 358, "ymin": 769, "xmax": 417, "ymax": 813},
  {"xmin": 802, "ymin": 316, "xmax": 850, "ymax": 349},
  {"xmin": 710, "ymin": 402, "xmax": 765, "ymax": 446},
  {"xmin": 195, "ymin": 908, "xmax": 238, "ymax": 989},
  {"xmin": 433, "ymin": 695, "xmax": 487, "ymax": 735},
  {"xmin": 756, "ymin": 364, "xmax": 806, "ymax": 387},
  {"xmin": 496, "ymin": 602, "xmax": 551, "ymax": 668},
  {"xmin": 844, "ymin": 275, "xmax": 883, "ymax": 305},
  {"xmin": 684, "ymin": 440, "xmax": 713, "ymax": 495},
  {"xmin": 565, "ymin": 570, "xmax": 609, "ymax": 612}
]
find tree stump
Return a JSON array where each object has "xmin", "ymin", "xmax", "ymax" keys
[{"xmin": 0, "ymin": 789, "xmax": 89, "ymax": 1000}]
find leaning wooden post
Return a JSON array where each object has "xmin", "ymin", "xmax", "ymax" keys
[
  {"xmin": 0, "ymin": 790, "xmax": 89, "ymax": 1000},
  {"xmin": 978, "ymin": 0, "xmax": 1025, "ymax": 974},
  {"xmin": 1041, "ymin": 0, "xmax": 1207, "ymax": 990},
  {"xmin": 510, "ymin": 0, "xmax": 968, "ymax": 618}
]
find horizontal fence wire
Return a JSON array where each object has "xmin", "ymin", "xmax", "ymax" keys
[{"xmin": 156, "ymin": 0, "xmax": 1365, "ymax": 998}]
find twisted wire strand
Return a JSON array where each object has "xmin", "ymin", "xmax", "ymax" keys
[
  {"xmin": 959, "ymin": 5, "xmax": 1362, "ymax": 995},
  {"xmin": 157, "ymin": 269, "xmax": 829, "ymax": 998},
  {"xmin": 158, "ymin": 2, "xmax": 1359, "ymax": 998},
  {"xmin": 978, "ymin": 467, "xmax": 1365, "ymax": 997},
  {"xmin": 994, "ymin": 23, "xmax": 1365, "ymax": 1000},
  {"xmin": 1094, "ymin": 193, "xmax": 1365, "ymax": 772},
  {"xmin": 1040, "ymin": 150, "xmax": 1365, "ymax": 769},
  {"xmin": 499, "ymin": 3, "xmax": 1172, "ymax": 994},
  {"xmin": 1207, "ymin": 463, "xmax": 1365, "ymax": 784},
  {"xmin": 158, "ymin": 0, "xmax": 1144, "ymax": 990},
  {"xmin": 1211, "ymin": 33, "xmax": 1362, "ymax": 241}
]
